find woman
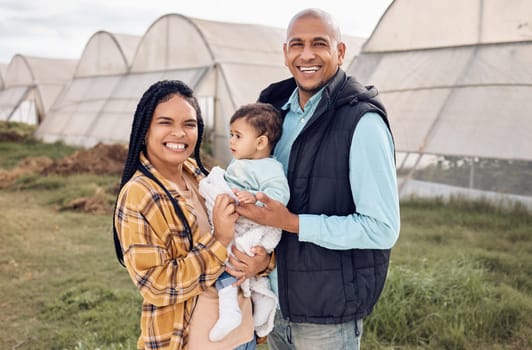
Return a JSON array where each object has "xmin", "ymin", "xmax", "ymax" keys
[{"xmin": 113, "ymin": 80, "xmax": 258, "ymax": 349}]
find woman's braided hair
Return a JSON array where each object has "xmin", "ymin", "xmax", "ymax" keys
[{"xmin": 113, "ymin": 80, "xmax": 209, "ymax": 265}]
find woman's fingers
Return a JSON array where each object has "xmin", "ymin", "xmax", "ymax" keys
[
  {"xmin": 212, "ymin": 194, "xmax": 238, "ymax": 246},
  {"xmin": 225, "ymin": 264, "xmax": 247, "ymax": 286},
  {"xmin": 227, "ymin": 245, "xmax": 270, "ymax": 277}
]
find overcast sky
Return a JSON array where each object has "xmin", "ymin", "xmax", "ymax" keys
[{"xmin": 0, "ymin": 0, "xmax": 393, "ymax": 63}]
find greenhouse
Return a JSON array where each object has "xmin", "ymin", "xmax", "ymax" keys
[
  {"xmin": 35, "ymin": 13, "xmax": 365, "ymax": 165},
  {"xmin": 348, "ymin": 0, "xmax": 532, "ymax": 208},
  {"xmin": 35, "ymin": 31, "xmax": 142, "ymax": 146},
  {"xmin": 0, "ymin": 55, "xmax": 76, "ymax": 125}
]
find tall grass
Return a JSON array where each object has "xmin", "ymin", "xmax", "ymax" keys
[
  {"xmin": 364, "ymin": 258, "xmax": 530, "ymax": 349},
  {"xmin": 0, "ymin": 140, "xmax": 531, "ymax": 349},
  {"xmin": 360, "ymin": 198, "xmax": 532, "ymax": 350}
]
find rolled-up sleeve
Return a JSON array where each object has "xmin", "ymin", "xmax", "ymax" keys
[{"xmin": 299, "ymin": 112, "xmax": 400, "ymax": 250}]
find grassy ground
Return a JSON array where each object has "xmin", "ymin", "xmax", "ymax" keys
[
  {"xmin": 0, "ymin": 176, "xmax": 138, "ymax": 349},
  {"xmin": 363, "ymin": 198, "xmax": 531, "ymax": 349},
  {"xmin": 0, "ymin": 139, "xmax": 531, "ymax": 349}
]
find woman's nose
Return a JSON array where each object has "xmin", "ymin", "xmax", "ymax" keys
[{"xmin": 171, "ymin": 129, "xmax": 186, "ymax": 137}]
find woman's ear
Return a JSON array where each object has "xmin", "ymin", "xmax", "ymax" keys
[{"xmin": 256, "ymin": 135, "xmax": 269, "ymax": 151}]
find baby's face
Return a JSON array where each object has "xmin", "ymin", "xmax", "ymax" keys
[{"xmin": 229, "ymin": 118, "xmax": 261, "ymax": 160}]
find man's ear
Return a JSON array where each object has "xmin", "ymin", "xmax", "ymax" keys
[
  {"xmin": 337, "ymin": 41, "xmax": 346, "ymax": 66},
  {"xmin": 283, "ymin": 43, "xmax": 289, "ymax": 67},
  {"xmin": 256, "ymin": 135, "xmax": 269, "ymax": 151}
]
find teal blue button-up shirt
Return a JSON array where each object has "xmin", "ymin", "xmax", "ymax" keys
[{"xmin": 269, "ymin": 87, "xmax": 400, "ymax": 298}]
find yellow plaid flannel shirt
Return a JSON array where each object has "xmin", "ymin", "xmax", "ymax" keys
[{"xmin": 114, "ymin": 154, "xmax": 228, "ymax": 349}]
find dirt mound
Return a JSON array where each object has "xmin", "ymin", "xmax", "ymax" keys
[
  {"xmin": 5, "ymin": 143, "xmax": 217, "ymax": 181},
  {"xmin": 0, "ymin": 156, "xmax": 54, "ymax": 189},
  {"xmin": 42, "ymin": 143, "xmax": 127, "ymax": 176},
  {"xmin": 1, "ymin": 141, "xmax": 218, "ymax": 214},
  {"xmin": 62, "ymin": 188, "xmax": 112, "ymax": 214}
]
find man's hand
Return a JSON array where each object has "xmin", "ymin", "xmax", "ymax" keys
[
  {"xmin": 236, "ymin": 192, "xmax": 299, "ymax": 233},
  {"xmin": 226, "ymin": 245, "xmax": 270, "ymax": 286}
]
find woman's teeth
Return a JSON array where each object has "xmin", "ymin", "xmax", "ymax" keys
[{"xmin": 165, "ymin": 143, "xmax": 185, "ymax": 149}]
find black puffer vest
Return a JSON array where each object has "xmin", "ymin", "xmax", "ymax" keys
[{"xmin": 258, "ymin": 69, "xmax": 393, "ymax": 323}]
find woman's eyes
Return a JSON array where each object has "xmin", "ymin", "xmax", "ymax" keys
[{"xmin": 157, "ymin": 120, "xmax": 197, "ymax": 128}]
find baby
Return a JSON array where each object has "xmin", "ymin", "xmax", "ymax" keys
[{"xmin": 199, "ymin": 102, "xmax": 289, "ymax": 341}]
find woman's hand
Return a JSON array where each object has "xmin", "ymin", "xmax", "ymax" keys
[
  {"xmin": 226, "ymin": 245, "xmax": 271, "ymax": 286},
  {"xmin": 212, "ymin": 194, "xmax": 238, "ymax": 247}
]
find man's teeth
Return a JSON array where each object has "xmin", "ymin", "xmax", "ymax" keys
[
  {"xmin": 300, "ymin": 66, "xmax": 319, "ymax": 72},
  {"xmin": 166, "ymin": 143, "xmax": 185, "ymax": 149}
]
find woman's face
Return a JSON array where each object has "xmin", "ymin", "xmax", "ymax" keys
[{"xmin": 144, "ymin": 94, "xmax": 198, "ymax": 173}]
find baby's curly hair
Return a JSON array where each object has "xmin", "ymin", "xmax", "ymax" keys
[{"xmin": 230, "ymin": 102, "xmax": 282, "ymax": 151}]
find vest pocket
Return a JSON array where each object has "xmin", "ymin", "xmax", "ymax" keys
[
  {"xmin": 341, "ymin": 252, "xmax": 359, "ymax": 315},
  {"xmin": 286, "ymin": 269, "xmax": 347, "ymax": 318},
  {"xmin": 354, "ymin": 266, "xmax": 375, "ymax": 313}
]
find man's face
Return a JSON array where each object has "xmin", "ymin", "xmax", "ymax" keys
[{"xmin": 283, "ymin": 15, "xmax": 346, "ymax": 103}]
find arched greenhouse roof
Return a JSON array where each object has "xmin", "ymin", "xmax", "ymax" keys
[
  {"xmin": 349, "ymin": 0, "xmax": 532, "ymax": 161},
  {"xmin": 130, "ymin": 13, "xmax": 365, "ymax": 73},
  {"xmin": 74, "ymin": 31, "xmax": 141, "ymax": 78},
  {"xmin": 130, "ymin": 14, "xmax": 286, "ymax": 72},
  {"xmin": 4, "ymin": 54, "xmax": 76, "ymax": 87},
  {"xmin": 364, "ymin": 0, "xmax": 532, "ymax": 52},
  {"xmin": 0, "ymin": 54, "xmax": 76, "ymax": 123}
]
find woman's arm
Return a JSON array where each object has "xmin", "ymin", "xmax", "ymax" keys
[{"xmin": 116, "ymin": 182, "xmax": 236, "ymax": 306}]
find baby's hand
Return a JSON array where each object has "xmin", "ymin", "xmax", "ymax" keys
[{"xmin": 233, "ymin": 189, "xmax": 256, "ymax": 205}]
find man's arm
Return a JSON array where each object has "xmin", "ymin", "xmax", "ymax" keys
[
  {"xmin": 237, "ymin": 112, "xmax": 400, "ymax": 250},
  {"xmin": 299, "ymin": 113, "xmax": 400, "ymax": 249}
]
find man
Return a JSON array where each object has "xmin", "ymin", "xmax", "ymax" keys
[{"xmin": 236, "ymin": 8, "xmax": 400, "ymax": 350}]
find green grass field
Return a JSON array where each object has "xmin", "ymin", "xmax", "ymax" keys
[{"xmin": 0, "ymin": 138, "xmax": 531, "ymax": 350}]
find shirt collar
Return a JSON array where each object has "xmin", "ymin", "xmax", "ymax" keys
[
  {"xmin": 139, "ymin": 152, "xmax": 204, "ymax": 187},
  {"xmin": 281, "ymin": 87, "xmax": 325, "ymax": 113}
]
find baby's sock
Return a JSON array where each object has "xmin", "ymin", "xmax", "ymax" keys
[
  {"xmin": 252, "ymin": 292, "xmax": 276, "ymax": 327},
  {"xmin": 209, "ymin": 285, "xmax": 242, "ymax": 342}
]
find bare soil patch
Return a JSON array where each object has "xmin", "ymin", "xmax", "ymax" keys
[{"xmin": 41, "ymin": 143, "xmax": 128, "ymax": 176}]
